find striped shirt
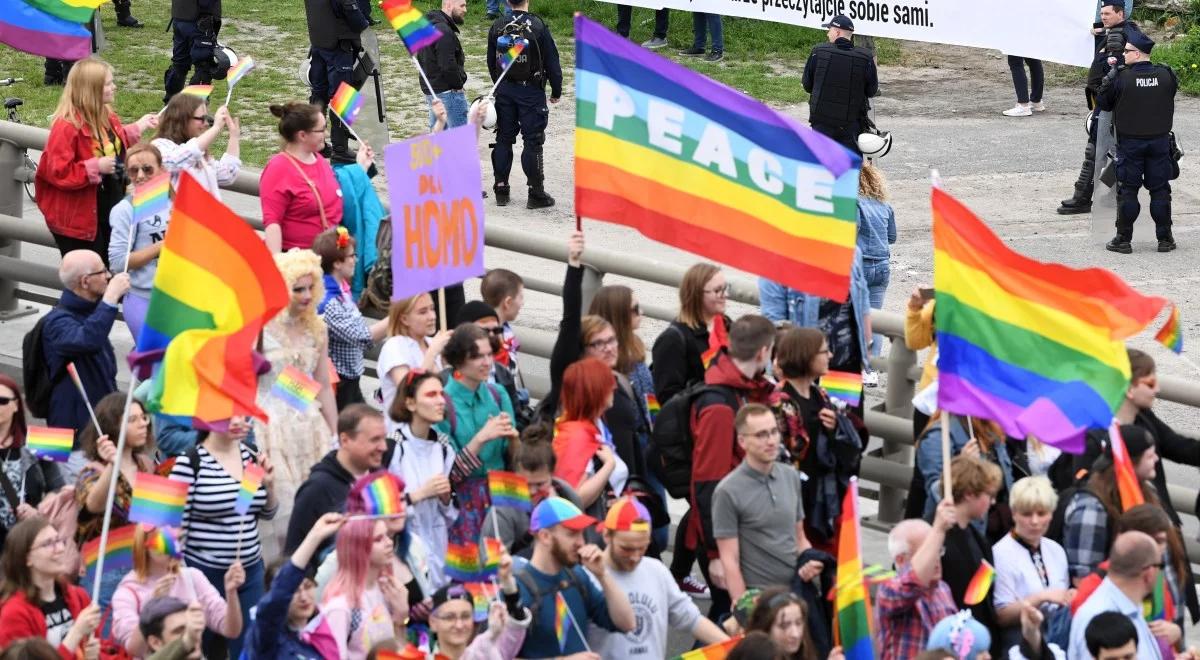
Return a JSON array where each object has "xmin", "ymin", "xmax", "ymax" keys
[{"xmin": 169, "ymin": 444, "xmax": 275, "ymax": 569}]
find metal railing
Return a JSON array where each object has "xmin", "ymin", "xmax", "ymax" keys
[{"xmin": 6, "ymin": 119, "xmax": 1200, "ymax": 560}]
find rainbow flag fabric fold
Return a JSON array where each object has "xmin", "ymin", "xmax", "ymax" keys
[
  {"xmin": 131, "ymin": 172, "xmax": 287, "ymax": 429},
  {"xmin": 271, "ymin": 365, "xmax": 320, "ymax": 411},
  {"xmin": 0, "ymin": 1, "xmax": 92, "ymax": 60},
  {"xmin": 481, "ymin": 537, "xmax": 504, "ymax": 575},
  {"xmin": 1110, "ymin": 422, "xmax": 1146, "ymax": 511},
  {"xmin": 833, "ymin": 478, "xmax": 874, "ymax": 660},
  {"xmin": 82, "ymin": 523, "xmax": 136, "ymax": 585},
  {"xmin": 328, "ymin": 81, "xmax": 364, "ymax": 127},
  {"xmin": 132, "ymin": 173, "xmax": 171, "ymax": 226},
  {"xmin": 574, "ymin": 15, "xmax": 861, "ymax": 302},
  {"xmin": 26, "ymin": 426, "xmax": 74, "ymax": 462},
  {"xmin": 488, "ymin": 470, "xmax": 531, "ymax": 511},
  {"xmin": 931, "ymin": 187, "xmax": 1167, "ymax": 452},
  {"xmin": 379, "ymin": 0, "xmax": 442, "ymax": 54},
  {"xmin": 1155, "ymin": 304, "xmax": 1183, "ymax": 354},
  {"xmin": 145, "ymin": 526, "xmax": 183, "ymax": 559},
  {"xmin": 445, "ymin": 542, "xmax": 481, "ymax": 582},
  {"xmin": 823, "ymin": 371, "xmax": 863, "ymax": 407},
  {"xmin": 234, "ymin": 463, "xmax": 266, "ymax": 515},
  {"xmin": 464, "ymin": 581, "xmax": 499, "ymax": 622},
  {"xmin": 226, "ymin": 55, "xmax": 255, "ymax": 88},
  {"xmin": 669, "ymin": 636, "xmax": 742, "ymax": 660},
  {"xmin": 179, "ymin": 84, "xmax": 213, "ymax": 98},
  {"xmin": 963, "ymin": 560, "xmax": 995, "ymax": 605},
  {"xmin": 361, "ymin": 472, "xmax": 403, "ymax": 517},
  {"xmin": 128, "ymin": 473, "xmax": 189, "ymax": 529},
  {"xmin": 22, "ymin": 0, "xmax": 106, "ymax": 25}
]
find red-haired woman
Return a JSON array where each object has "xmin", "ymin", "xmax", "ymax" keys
[
  {"xmin": 0, "ymin": 375, "xmax": 65, "ymax": 550},
  {"xmin": 553, "ymin": 357, "xmax": 628, "ymax": 515},
  {"xmin": 320, "ymin": 516, "xmax": 409, "ymax": 659}
]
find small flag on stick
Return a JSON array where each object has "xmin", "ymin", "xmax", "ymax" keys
[
  {"xmin": 132, "ymin": 173, "xmax": 171, "ymax": 226},
  {"xmin": 823, "ymin": 371, "xmax": 864, "ymax": 407},
  {"xmin": 271, "ymin": 365, "xmax": 321, "ymax": 411},
  {"xmin": 26, "ymin": 426, "xmax": 73, "ymax": 462},
  {"xmin": 1155, "ymin": 304, "xmax": 1183, "ymax": 354},
  {"xmin": 488, "ymin": 470, "xmax": 531, "ymax": 511},
  {"xmin": 234, "ymin": 463, "xmax": 266, "ymax": 515},
  {"xmin": 379, "ymin": 0, "xmax": 442, "ymax": 54},
  {"xmin": 360, "ymin": 472, "xmax": 404, "ymax": 517},
  {"xmin": 445, "ymin": 542, "xmax": 481, "ymax": 582},
  {"xmin": 128, "ymin": 473, "xmax": 189, "ymax": 529},
  {"xmin": 145, "ymin": 526, "xmax": 183, "ymax": 559},
  {"xmin": 82, "ymin": 523, "xmax": 137, "ymax": 586},
  {"xmin": 963, "ymin": 560, "xmax": 995, "ymax": 606}
]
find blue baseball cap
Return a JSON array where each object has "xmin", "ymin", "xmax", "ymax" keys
[{"xmin": 530, "ymin": 496, "xmax": 597, "ymax": 533}]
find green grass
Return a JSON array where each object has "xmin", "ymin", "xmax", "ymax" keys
[
  {"xmin": 0, "ymin": 0, "xmax": 895, "ymax": 166},
  {"xmin": 1154, "ymin": 27, "xmax": 1200, "ymax": 95}
]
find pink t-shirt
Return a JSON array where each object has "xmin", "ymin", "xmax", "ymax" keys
[{"xmin": 260, "ymin": 152, "xmax": 344, "ymax": 251}]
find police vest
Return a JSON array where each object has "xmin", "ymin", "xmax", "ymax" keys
[
  {"xmin": 492, "ymin": 13, "xmax": 544, "ymax": 84},
  {"xmin": 1114, "ymin": 65, "xmax": 1176, "ymax": 138},
  {"xmin": 171, "ymin": 0, "xmax": 220, "ymax": 22},
  {"xmin": 304, "ymin": 0, "xmax": 363, "ymax": 50},
  {"xmin": 807, "ymin": 43, "xmax": 872, "ymax": 127}
]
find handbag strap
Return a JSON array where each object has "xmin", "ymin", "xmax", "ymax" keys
[{"xmin": 282, "ymin": 152, "xmax": 330, "ymax": 231}]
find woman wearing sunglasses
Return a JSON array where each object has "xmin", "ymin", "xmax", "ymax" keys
[
  {"xmin": 107, "ymin": 142, "xmax": 171, "ymax": 341},
  {"xmin": 0, "ymin": 375, "xmax": 65, "ymax": 551},
  {"xmin": 152, "ymin": 93, "xmax": 241, "ymax": 198}
]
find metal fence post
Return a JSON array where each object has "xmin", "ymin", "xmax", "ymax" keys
[
  {"xmin": 0, "ymin": 137, "xmax": 32, "ymax": 319},
  {"xmin": 876, "ymin": 336, "xmax": 918, "ymax": 523}
]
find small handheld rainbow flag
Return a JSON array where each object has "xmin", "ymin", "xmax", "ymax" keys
[
  {"xmin": 645, "ymin": 393, "xmax": 661, "ymax": 423},
  {"xmin": 271, "ymin": 365, "xmax": 321, "ymax": 411},
  {"xmin": 328, "ymin": 81, "xmax": 365, "ymax": 128},
  {"xmin": 128, "ymin": 473, "xmax": 189, "ymax": 529},
  {"xmin": 488, "ymin": 470, "xmax": 531, "ymax": 511},
  {"xmin": 464, "ymin": 581, "xmax": 499, "ymax": 622},
  {"xmin": 145, "ymin": 526, "xmax": 183, "ymax": 559},
  {"xmin": 963, "ymin": 560, "xmax": 995, "ymax": 605},
  {"xmin": 1110, "ymin": 422, "xmax": 1145, "ymax": 512},
  {"xmin": 1146, "ymin": 570, "xmax": 1177, "ymax": 622},
  {"xmin": 234, "ymin": 463, "xmax": 266, "ymax": 516},
  {"xmin": 226, "ymin": 56, "xmax": 255, "ymax": 88},
  {"xmin": 25, "ymin": 426, "xmax": 73, "ymax": 463},
  {"xmin": 361, "ymin": 472, "xmax": 403, "ymax": 517},
  {"xmin": 445, "ymin": 542, "xmax": 481, "ymax": 582},
  {"xmin": 179, "ymin": 84, "xmax": 213, "ymax": 99},
  {"xmin": 481, "ymin": 537, "xmax": 504, "ymax": 576},
  {"xmin": 554, "ymin": 591, "xmax": 571, "ymax": 651},
  {"xmin": 379, "ymin": 0, "xmax": 443, "ymax": 54},
  {"xmin": 82, "ymin": 524, "xmax": 137, "ymax": 585},
  {"xmin": 822, "ymin": 371, "xmax": 864, "ymax": 407},
  {"xmin": 498, "ymin": 38, "xmax": 527, "ymax": 69},
  {"xmin": 132, "ymin": 173, "xmax": 171, "ymax": 226},
  {"xmin": 669, "ymin": 636, "xmax": 743, "ymax": 660},
  {"xmin": 1155, "ymin": 304, "xmax": 1183, "ymax": 354}
]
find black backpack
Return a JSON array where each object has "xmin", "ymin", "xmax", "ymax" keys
[
  {"xmin": 650, "ymin": 381, "xmax": 737, "ymax": 499},
  {"xmin": 23, "ymin": 314, "xmax": 63, "ymax": 419},
  {"xmin": 496, "ymin": 14, "xmax": 542, "ymax": 84}
]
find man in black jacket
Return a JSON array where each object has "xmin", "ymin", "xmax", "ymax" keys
[
  {"xmin": 283, "ymin": 405, "xmax": 386, "ymax": 564},
  {"xmin": 303, "ymin": 0, "xmax": 370, "ymax": 161},
  {"xmin": 418, "ymin": 0, "xmax": 468, "ymax": 128}
]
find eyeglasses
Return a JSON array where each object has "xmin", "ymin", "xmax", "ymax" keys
[
  {"xmin": 1145, "ymin": 561, "xmax": 1166, "ymax": 571},
  {"xmin": 704, "ymin": 285, "xmax": 730, "ymax": 297},
  {"xmin": 740, "ymin": 427, "xmax": 781, "ymax": 441},
  {"xmin": 483, "ymin": 326, "xmax": 505, "ymax": 336},
  {"xmin": 84, "ymin": 269, "xmax": 112, "ymax": 281},
  {"xmin": 630, "ymin": 303, "xmax": 642, "ymax": 316},
  {"xmin": 32, "ymin": 537, "xmax": 67, "ymax": 552},
  {"xmin": 587, "ymin": 336, "xmax": 619, "ymax": 351},
  {"xmin": 191, "ymin": 114, "xmax": 215, "ymax": 126},
  {"xmin": 129, "ymin": 165, "xmax": 159, "ymax": 176}
]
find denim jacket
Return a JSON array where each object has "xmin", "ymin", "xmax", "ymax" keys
[
  {"xmin": 856, "ymin": 197, "xmax": 896, "ymax": 262},
  {"xmin": 758, "ymin": 251, "xmax": 872, "ymax": 370},
  {"xmin": 916, "ymin": 416, "xmax": 1014, "ymax": 521}
]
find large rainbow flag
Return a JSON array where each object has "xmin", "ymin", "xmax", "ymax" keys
[
  {"xmin": 833, "ymin": 478, "xmax": 873, "ymax": 660},
  {"xmin": 573, "ymin": 15, "xmax": 861, "ymax": 301},
  {"xmin": 0, "ymin": 0, "xmax": 95, "ymax": 60},
  {"xmin": 932, "ymin": 187, "xmax": 1167, "ymax": 452},
  {"xmin": 131, "ymin": 172, "xmax": 287, "ymax": 429}
]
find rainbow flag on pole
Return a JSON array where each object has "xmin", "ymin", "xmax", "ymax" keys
[
  {"xmin": 26, "ymin": 426, "xmax": 73, "ymax": 462},
  {"xmin": 1155, "ymin": 304, "xmax": 1183, "ymax": 354},
  {"xmin": 931, "ymin": 187, "xmax": 1167, "ymax": 452},
  {"xmin": 1110, "ymin": 422, "xmax": 1145, "ymax": 511},
  {"xmin": 130, "ymin": 173, "xmax": 287, "ymax": 430},
  {"xmin": 488, "ymin": 470, "xmax": 531, "ymax": 511},
  {"xmin": 574, "ymin": 15, "xmax": 861, "ymax": 302},
  {"xmin": 445, "ymin": 542, "xmax": 481, "ymax": 582},
  {"xmin": 822, "ymin": 371, "xmax": 863, "ymax": 407},
  {"xmin": 554, "ymin": 592, "xmax": 571, "ymax": 652},
  {"xmin": 464, "ymin": 581, "xmax": 499, "ymax": 622},
  {"xmin": 132, "ymin": 173, "xmax": 171, "ymax": 226},
  {"xmin": 379, "ymin": 0, "xmax": 442, "ymax": 54},
  {"xmin": 833, "ymin": 478, "xmax": 874, "ymax": 660},
  {"xmin": 226, "ymin": 56, "xmax": 255, "ymax": 88},
  {"xmin": 499, "ymin": 38, "xmax": 527, "ymax": 69},
  {"xmin": 234, "ymin": 463, "xmax": 266, "ymax": 515},
  {"xmin": 0, "ymin": 1, "xmax": 92, "ymax": 60},
  {"xmin": 129, "ymin": 473, "xmax": 189, "ymax": 528},
  {"xmin": 271, "ymin": 365, "xmax": 321, "ymax": 411},
  {"xmin": 82, "ymin": 523, "xmax": 137, "ymax": 586},
  {"xmin": 481, "ymin": 537, "xmax": 504, "ymax": 575},
  {"xmin": 179, "ymin": 84, "xmax": 213, "ymax": 99},
  {"xmin": 328, "ymin": 81, "xmax": 364, "ymax": 128},
  {"xmin": 22, "ymin": 0, "xmax": 107, "ymax": 25},
  {"xmin": 361, "ymin": 472, "xmax": 403, "ymax": 517},
  {"xmin": 963, "ymin": 560, "xmax": 996, "ymax": 606}
]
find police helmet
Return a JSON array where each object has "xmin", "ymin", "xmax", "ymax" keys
[
  {"xmin": 469, "ymin": 96, "xmax": 497, "ymax": 129},
  {"xmin": 297, "ymin": 58, "xmax": 312, "ymax": 88},
  {"xmin": 857, "ymin": 131, "xmax": 893, "ymax": 159},
  {"xmin": 1085, "ymin": 111, "xmax": 1094, "ymax": 136},
  {"xmin": 211, "ymin": 45, "xmax": 237, "ymax": 80}
]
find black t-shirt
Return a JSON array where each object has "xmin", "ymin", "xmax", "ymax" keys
[{"xmin": 40, "ymin": 587, "xmax": 73, "ymax": 648}]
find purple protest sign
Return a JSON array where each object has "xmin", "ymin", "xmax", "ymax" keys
[{"xmin": 385, "ymin": 124, "xmax": 485, "ymax": 301}]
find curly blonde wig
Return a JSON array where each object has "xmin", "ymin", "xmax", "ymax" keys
[{"xmin": 273, "ymin": 249, "xmax": 326, "ymax": 338}]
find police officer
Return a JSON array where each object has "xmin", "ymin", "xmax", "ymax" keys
[
  {"xmin": 802, "ymin": 15, "xmax": 878, "ymax": 154},
  {"xmin": 1058, "ymin": 0, "xmax": 1141, "ymax": 214},
  {"xmin": 486, "ymin": 0, "xmax": 562, "ymax": 209},
  {"xmin": 304, "ymin": 0, "xmax": 370, "ymax": 162},
  {"xmin": 164, "ymin": 0, "xmax": 225, "ymax": 104},
  {"xmin": 1098, "ymin": 31, "xmax": 1178, "ymax": 254}
]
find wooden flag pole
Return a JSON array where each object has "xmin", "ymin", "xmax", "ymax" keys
[
  {"xmin": 91, "ymin": 380, "xmax": 138, "ymax": 602},
  {"xmin": 940, "ymin": 410, "xmax": 952, "ymax": 503},
  {"xmin": 438, "ymin": 288, "xmax": 447, "ymax": 333},
  {"xmin": 66, "ymin": 363, "xmax": 103, "ymax": 433}
]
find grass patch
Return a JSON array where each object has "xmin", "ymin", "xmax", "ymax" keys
[
  {"xmin": 1154, "ymin": 27, "xmax": 1200, "ymax": 95},
  {"xmin": 0, "ymin": 0, "xmax": 897, "ymax": 165}
]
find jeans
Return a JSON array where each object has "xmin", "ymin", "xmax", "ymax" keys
[
  {"xmin": 426, "ymin": 90, "xmax": 469, "ymax": 130},
  {"xmin": 691, "ymin": 12, "xmax": 723, "ymax": 52},
  {"xmin": 485, "ymin": 0, "xmax": 512, "ymax": 17},
  {"xmin": 861, "ymin": 259, "xmax": 889, "ymax": 358},
  {"xmin": 616, "ymin": 6, "xmax": 668, "ymax": 39},
  {"xmin": 1115, "ymin": 134, "xmax": 1173, "ymax": 240},
  {"xmin": 1007, "ymin": 56, "xmax": 1044, "ymax": 104},
  {"xmin": 194, "ymin": 558, "xmax": 265, "ymax": 660}
]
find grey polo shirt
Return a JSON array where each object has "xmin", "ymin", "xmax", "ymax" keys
[{"xmin": 712, "ymin": 460, "xmax": 806, "ymax": 590}]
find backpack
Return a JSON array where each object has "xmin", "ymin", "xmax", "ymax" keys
[
  {"xmin": 650, "ymin": 381, "xmax": 737, "ymax": 499},
  {"xmin": 496, "ymin": 14, "xmax": 542, "ymax": 84},
  {"xmin": 359, "ymin": 215, "xmax": 392, "ymax": 317},
  {"xmin": 515, "ymin": 565, "xmax": 584, "ymax": 621},
  {"xmin": 23, "ymin": 314, "xmax": 64, "ymax": 419}
]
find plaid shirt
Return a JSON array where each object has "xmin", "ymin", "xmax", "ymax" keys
[
  {"xmin": 321, "ymin": 277, "xmax": 373, "ymax": 378},
  {"xmin": 1064, "ymin": 490, "xmax": 1109, "ymax": 579},
  {"xmin": 876, "ymin": 568, "xmax": 958, "ymax": 660}
]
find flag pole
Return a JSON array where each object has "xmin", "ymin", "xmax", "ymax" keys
[
  {"xmin": 565, "ymin": 602, "xmax": 592, "ymax": 653},
  {"xmin": 66, "ymin": 363, "xmax": 103, "ymax": 433},
  {"xmin": 91, "ymin": 380, "xmax": 138, "ymax": 602},
  {"xmin": 940, "ymin": 410, "xmax": 952, "ymax": 503},
  {"xmin": 437, "ymin": 288, "xmax": 447, "ymax": 333},
  {"xmin": 329, "ymin": 106, "xmax": 367, "ymax": 148},
  {"xmin": 410, "ymin": 55, "xmax": 438, "ymax": 110}
]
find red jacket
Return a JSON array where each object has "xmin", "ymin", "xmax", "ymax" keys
[
  {"xmin": 0, "ymin": 581, "xmax": 91, "ymax": 659},
  {"xmin": 687, "ymin": 353, "xmax": 775, "ymax": 558},
  {"xmin": 35, "ymin": 111, "xmax": 141, "ymax": 240}
]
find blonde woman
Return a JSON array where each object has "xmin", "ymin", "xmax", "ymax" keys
[
  {"xmin": 377, "ymin": 293, "xmax": 450, "ymax": 435},
  {"xmin": 855, "ymin": 162, "xmax": 896, "ymax": 375},
  {"xmin": 35, "ymin": 58, "xmax": 158, "ymax": 263},
  {"xmin": 254, "ymin": 250, "xmax": 337, "ymax": 556}
]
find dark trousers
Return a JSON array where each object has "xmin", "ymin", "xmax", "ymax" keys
[
  {"xmin": 1007, "ymin": 56, "xmax": 1044, "ymax": 104},
  {"xmin": 1115, "ymin": 134, "xmax": 1173, "ymax": 240},
  {"xmin": 51, "ymin": 232, "xmax": 108, "ymax": 267},
  {"xmin": 616, "ymin": 6, "xmax": 668, "ymax": 39},
  {"xmin": 811, "ymin": 121, "xmax": 863, "ymax": 155},
  {"xmin": 335, "ymin": 375, "xmax": 364, "ymax": 410},
  {"xmin": 164, "ymin": 18, "xmax": 219, "ymax": 101},
  {"xmin": 309, "ymin": 44, "xmax": 359, "ymax": 155},
  {"xmin": 491, "ymin": 81, "xmax": 549, "ymax": 188}
]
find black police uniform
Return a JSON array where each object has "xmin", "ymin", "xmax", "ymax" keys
[
  {"xmin": 164, "ymin": 0, "xmax": 224, "ymax": 103},
  {"xmin": 802, "ymin": 37, "xmax": 878, "ymax": 154},
  {"xmin": 486, "ymin": 9, "xmax": 563, "ymax": 208},
  {"xmin": 1058, "ymin": 17, "xmax": 1142, "ymax": 213},
  {"xmin": 303, "ymin": 0, "xmax": 369, "ymax": 160},
  {"xmin": 1098, "ymin": 57, "xmax": 1178, "ymax": 250}
]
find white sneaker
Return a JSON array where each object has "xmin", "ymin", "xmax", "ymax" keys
[
  {"xmin": 863, "ymin": 370, "xmax": 880, "ymax": 388},
  {"xmin": 1002, "ymin": 104, "xmax": 1032, "ymax": 117},
  {"xmin": 1031, "ymin": 101, "xmax": 1047, "ymax": 112}
]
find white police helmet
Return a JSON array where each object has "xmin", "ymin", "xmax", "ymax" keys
[
  {"xmin": 213, "ymin": 45, "xmax": 237, "ymax": 79},
  {"xmin": 857, "ymin": 131, "xmax": 893, "ymax": 159},
  {"xmin": 470, "ymin": 96, "xmax": 497, "ymax": 129},
  {"xmin": 297, "ymin": 58, "xmax": 312, "ymax": 87}
]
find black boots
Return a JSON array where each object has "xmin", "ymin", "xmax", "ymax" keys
[
  {"xmin": 527, "ymin": 188, "xmax": 555, "ymax": 209},
  {"xmin": 1106, "ymin": 237, "xmax": 1132, "ymax": 254},
  {"xmin": 493, "ymin": 183, "xmax": 510, "ymax": 207},
  {"xmin": 114, "ymin": 0, "xmax": 143, "ymax": 27},
  {"xmin": 1058, "ymin": 142, "xmax": 1095, "ymax": 215}
]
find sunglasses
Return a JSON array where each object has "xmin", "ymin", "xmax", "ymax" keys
[
  {"xmin": 129, "ymin": 165, "xmax": 158, "ymax": 176},
  {"xmin": 631, "ymin": 303, "xmax": 642, "ymax": 316},
  {"xmin": 191, "ymin": 114, "xmax": 215, "ymax": 126},
  {"xmin": 0, "ymin": 396, "xmax": 14, "ymax": 406}
]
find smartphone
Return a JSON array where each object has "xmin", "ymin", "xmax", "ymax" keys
[{"xmin": 919, "ymin": 287, "xmax": 935, "ymax": 301}]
